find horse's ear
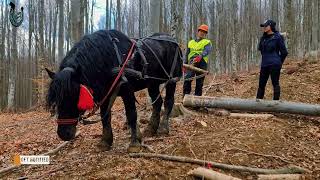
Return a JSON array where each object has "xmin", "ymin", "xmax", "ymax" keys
[{"xmin": 45, "ymin": 68, "xmax": 55, "ymax": 79}]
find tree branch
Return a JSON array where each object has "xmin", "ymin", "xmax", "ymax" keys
[{"xmin": 129, "ymin": 153, "xmax": 310, "ymax": 174}]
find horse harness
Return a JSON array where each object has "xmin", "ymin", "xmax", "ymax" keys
[{"xmin": 56, "ymin": 35, "xmax": 181, "ymax": 126}]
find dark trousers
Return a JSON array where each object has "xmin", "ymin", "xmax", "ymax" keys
[
  {"xmin": 183, "ymin": 60, "xmax": 207, "ymax": 96},
  {"xmin": 256, "ymin": 65, "xmax": 281, "ymax": 100}
]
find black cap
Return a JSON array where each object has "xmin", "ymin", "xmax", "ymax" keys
[{"xmin": 260, "ymin": 20, "xmax": 276, "ymax": 28}]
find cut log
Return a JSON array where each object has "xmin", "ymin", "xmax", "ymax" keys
[
  {"xmin": 257, "ymin": 174, "xmax": 304, "ymax": 180},
  {"xmin": 129, "ymin": 153, "xmax": 309, "ymax": 174},
  {"xmin": 188, "ymin": 167, "xmax": 241, "ymax": 180},
  {"xmin": 183, "ymin": 95, "xmax": 320, "ymax": 116},
  {"xmin": 183, "ymin": 64, "xmax": 209, "ymax": 74},
  {"xmin": 229, "ymin": 113, "xmax": 274, "ymax": 119}
]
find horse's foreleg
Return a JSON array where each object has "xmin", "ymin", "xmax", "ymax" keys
[
  {"xmin": 99, "ymin": 106, "xmax": 113, "ymax": 151},
  {"xmin": 144, "ymin": 84, "xmax": 162, "ymax": 136},
  {"xmin": 121, "ymin": 89, "xmax": 142, "ymax": 152},
  {"xmin": 159, "ymin": 82, "xmax": 176, "ymax": 135}
]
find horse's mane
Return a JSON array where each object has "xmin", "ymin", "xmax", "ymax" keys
[
  {"xmin": 47, "ymin": 30, "xmax": 132, "ymax": 109},
  {"xmin": 60, "ymin": 30, "xmax": 132, "ymax": 86}
]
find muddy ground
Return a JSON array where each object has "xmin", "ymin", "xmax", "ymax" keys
[{"xmin": 0, "ymin": 58, "xmax": 319, "ymax": 179}]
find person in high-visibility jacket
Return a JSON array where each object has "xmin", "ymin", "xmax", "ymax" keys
[{"xmin": 183, "ymin": 24, "xmax": 212, "ymax": 97}]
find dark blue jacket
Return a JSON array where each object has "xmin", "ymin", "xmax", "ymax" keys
[{"xmin": 258, "ymin": 31, "xmax": 288, "ymax": 67}]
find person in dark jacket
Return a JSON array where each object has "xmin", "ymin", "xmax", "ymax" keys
[{"xmin": 256, "ymin": 20, "xmax": 288, "ymax": 100}]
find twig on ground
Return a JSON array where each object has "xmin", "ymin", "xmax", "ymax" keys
[
  {"xmin": 141, "ymin": 144, "xmax": 155, "ymax": 153},
  {"xmin": 129, "ymin": 153, "xmax": 310, "ymax": 174},
  {"xmin": 188, "ymin": 134, "xmax": 197, "ymax": 159},
  {"xmin": 227, "ymin": 147, "xmax": 292, "ymax": 164}
]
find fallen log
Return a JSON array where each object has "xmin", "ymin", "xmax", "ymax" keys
[
  {"xmin": 188, "ymin": 167, "xmax": 241, "ymax": 180},
  {"xmin": 229, "ymin": 113, "xmax": 274, "ymax": 119},
  {"xmin": 183, "ymin": 95, "xmax": 320, "ymax": 116},
  {"xmin": 257, "ymin": 174, "xmax": 304, "ymax": 180},
  {"xmin": 183, "ymin": 64, "xmax": 209, "ymax": 74},
  {"xmin": 129, "ymin": 153, "xmax": 309, "ymax": 174}
]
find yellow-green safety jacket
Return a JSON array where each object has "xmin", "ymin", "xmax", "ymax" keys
[{"xmin": 187, "ymin": 39, "xmax": 212, "ymax": 63}]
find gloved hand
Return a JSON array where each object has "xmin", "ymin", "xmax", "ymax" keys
[
  {"xmin": 182, "ymin": 66, "xmax": 186, "ymax": 73},
  {"xmin": 193, "ymin": 55, "xmax": 202, "ymax": 63}
]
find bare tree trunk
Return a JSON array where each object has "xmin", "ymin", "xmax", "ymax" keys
[
  {"xmin": 284, "ymin": 0, "xmax": 294, "ymax": 56},
  {"xmin": 79, "ymin": 0, "xmax": 85, "ymax": 36},
  {"xmin": 37, "ymin": 0, "xmax": 45, "ymax": 105},
  {"xmin": 311, "ymin": 0, "xmax": 318, "ymax": 51},
  {"xmin": 48, "ymin": 1, "xmax": 53, "ymax": 65},
  {"xmin": 57, "ymin": 0, "xmax": 64, "ymax": 63},
  {"xmin": 38, "ymin": 0, "xmax": 44, "ymax": 59},
  {"xmin": 105, "ymin": 0, "xmax": 109, "ymax": 29},
  {"xmin": 150, "ymin": 1, "xmax": 160, "ymax": 33},
  {"xmin": 67, "ymin": 0, "xmax": 71, "ymax": 52},
  {"xmin": 90, "ymin": 0, "xmax": 94, "ymax": 33},
  {"xmin": 7, "ymin": 0, "xmax": 18, "ymax": 110},
  {"xmin": 0, "ymin": 0, "xmax": 5, "ymax": 61},
  {"xmin": 139, "ymin": 0, "xmax": 143, "ymax": 37},
  {"xmin": 52, "ymin": 3, "xmax": 58, "ymax": 64},
  {"xmin": 116, "ymin": 0, "xmax": 121, "ymax": 30},
  {"xmin": 270, "ymin": 0, "xmax": 279, "ymax": 23},
  {"xmin": 71, "ymin": 0, "xmax": 81, "ymax": 44},
  {"xmin": 231, "ymin": 0, "xmax": 238, "ymax": 73},
  {"xmin": 0, "ymin": 0, "xmax": 4, "ymax": 108},
  {"xmin": 303, "ymin": 0, "xmax": 312, "ymax": 54},
  {"xmin": 85, "ymin": 0, "xmax": 89, "ymax": 33}
]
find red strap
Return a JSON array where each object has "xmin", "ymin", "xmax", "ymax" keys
[
  {"xmin": 99, "ymin": 40, "xmax": 136, "ymax": 106},
  {"xmin": 56, "ymin": 118, "xmax": 78, "ymax": 125}
]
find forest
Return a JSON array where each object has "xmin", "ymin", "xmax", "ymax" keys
[
  {"xmin": 0, "ymin": 0, "xmax": 319, "ymax": 111},
  {"xmin": 1, "ymin": 0, "xmax": 320, "ymax": 179}
]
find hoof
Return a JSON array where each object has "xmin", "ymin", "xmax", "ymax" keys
[
  {"xmin": 158, "ymin": 127, "xmax": 169, "ymax": 135},
  {"xmin": 97, "ymin": 140, "xmax": 112, "ymax": 151},
  {"xmin": 122, "ymin": 123, "xmax": 129, "ymax": 130},
  {"xmin": 142, "ymin": 127, "xmax": 157, "ymax": 137},
  {"xmin": 127, "ymin": 143, "xmax": 141, "ymax": 153}
]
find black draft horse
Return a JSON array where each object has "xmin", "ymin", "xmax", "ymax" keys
[{"xmin": 46, "ymin": 30, "xmax": 182, "ymax": 151}]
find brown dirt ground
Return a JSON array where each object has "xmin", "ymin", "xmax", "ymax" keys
[{"xmin": 1, "ymin": 58, "xmax": 320, "ymax": 179}]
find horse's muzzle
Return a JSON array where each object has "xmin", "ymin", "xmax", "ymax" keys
[{"xmin": 57, "ymin": 125, "xmax": 77, "ymax": 141}]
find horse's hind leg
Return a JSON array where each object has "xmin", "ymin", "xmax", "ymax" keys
[
  {"xmin": 143, "ymin": 83, "xmax": 162, "ymax": 136},
  {"xmin": 159, "ymin": 82, "xmax": 176, "ymax": 135},
  {"xmin": 98, "ymin": 107, "xmax": 113, "ymax": 151},
  {"xmin": 121, "ymin": 88, "xmax": 142, "ymax": 152}
]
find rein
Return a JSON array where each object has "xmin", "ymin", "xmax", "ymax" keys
[{"xmin": 56, "ymin": 38, "xmax": 136, "ymax": 126}]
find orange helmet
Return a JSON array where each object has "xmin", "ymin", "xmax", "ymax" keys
[{"xmin": 198, "ymin": 24, "xmax": 209, "ymax": 33}]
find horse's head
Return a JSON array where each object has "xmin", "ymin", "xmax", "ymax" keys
[{"xmin": 46, "ymin": 67, "xmax": 80, "ymax": 141}]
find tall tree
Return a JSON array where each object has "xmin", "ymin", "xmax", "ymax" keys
[
  {"xmin": 284, "ymin": 0, "xmax": 294, "ymax": 55},
  {"xmin": 58, "ymin": 0, "xmax": 64, "ymax": 62},
  {"xmin": 150, "ymin": 1, "xmax": 160, "ymax": 33},
  {"xmin": 52, "ymin": 3, "xmax": 58, "ymax": 64},
  {"xmin": 71, "ymin": 0, "xmax": 81, "ymax": 44},
  {"xmin": 138, "ymin": 0, "xmax": 143, "ymax": 37},
  {"xmin": 7, "ymin": 0, "xmax": 18, "ymax": 109},
  {"xmin": 105, "ymin": 0, "xmax": 109, "ymax": 29},
  {"xmin": 270, "ymin": 0, "xmax": 279, "ymax": 23},
  {"xmin": 116, "ymin": 0, "xmax": 121, "ymax": 30}
]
